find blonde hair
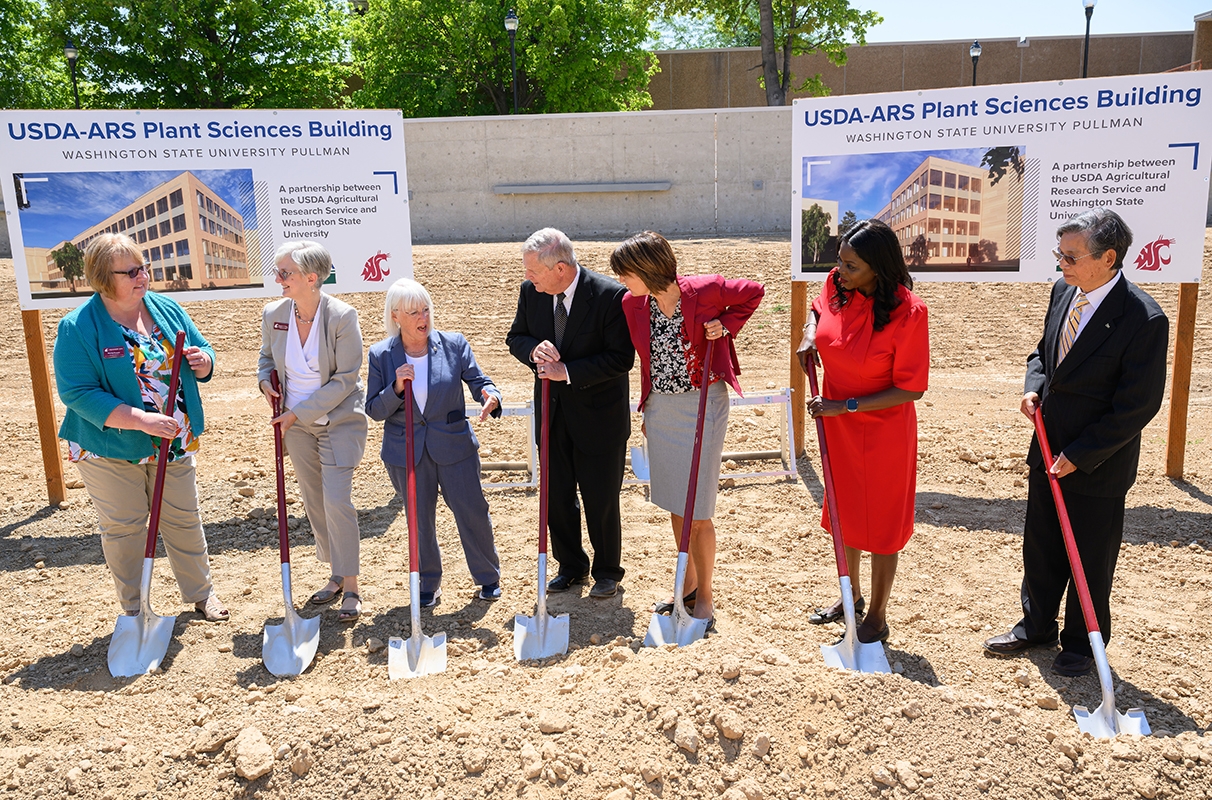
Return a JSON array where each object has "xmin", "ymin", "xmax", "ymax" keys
[
  {"xmin": 383, "ymin": 278, "xmax": 434, "ymax": 338},
  {"xmin": 84, "ymin": 233, "xmax": 143, "ymax": 298}
]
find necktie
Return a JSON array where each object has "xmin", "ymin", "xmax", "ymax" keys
[
  {"xmin": 554, "ymin": 292, "xmax": 567, "ymax": 349},
  {"xmin": 1058, "ymin": 292, "xmax": 1089, "ymax": 361}
]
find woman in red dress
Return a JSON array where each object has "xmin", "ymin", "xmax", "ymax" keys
[{"xmin": 797, "ymin": 219, "xmax": 929, "ymax": 644}]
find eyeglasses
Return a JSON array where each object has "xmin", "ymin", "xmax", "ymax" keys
[
  {"xmin": 270, "ymin": 266, "xmax": 300, "ymax": 281},
  {"xmin": 112, "ymin": 264, "xmax": 149, "ymax": 279},
  {"xmin": 397, "ymin": 307, "xmax": 430, "ymax": 319},
  {"xmin": 1051, "ymin": 248, "xmax": 1098, "ymax": 267}
]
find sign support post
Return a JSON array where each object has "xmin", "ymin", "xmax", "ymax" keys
[
  {"xmin": 22, "ymin": 309, "xmax": 65, "ymax": 505},
  {"xmin": 1165, "ymin": 282, "xmax": 1199, "ymax": 479},
  {"xmin": 790, "ymin": 281, "xmax": 808, "ymax": 458}
]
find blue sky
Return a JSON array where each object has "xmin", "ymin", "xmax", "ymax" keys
[
  {"xmin": 862, "ymin": 1, "xmax": 1205, "ymax": 43},
  {"xmin": 18, "ymin": 169, "xmax": 255, "ymax": 248},
  {"xmin": 802, "ymin": 147, "xmax": 1015, "ymax": 219}
]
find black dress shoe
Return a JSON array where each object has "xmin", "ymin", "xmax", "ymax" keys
[
  {"xmin": 588, "ymin": 578, "xmax": 619, "ymax": 598},
  {"xmin": 982, "ymin": 631, "xmax": 1058, "ymax": 656},
  {"xmin": 547, "ymin": 573, "xmax": 589, "ymax": 593},
  {"xmin": 1052, "ymin": 651, "xmax": 1095, "ymax": 677}
]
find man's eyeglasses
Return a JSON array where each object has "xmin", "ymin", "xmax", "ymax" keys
[
  {"xmin": 1051, "ymin": 248, "xmax": 1098, "ymax": 267},
  {"xmin": 112, "ymin": 264, "xmax": 149, "ymax": 279}
]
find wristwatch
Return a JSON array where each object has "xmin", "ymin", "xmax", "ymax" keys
[{"xmin": 845, "ymin": 398, "xmax": 859, "ymax": 413}]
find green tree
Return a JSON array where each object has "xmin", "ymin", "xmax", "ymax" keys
[
  {"xmin": 907, "ymin": 234, "xmax": 928, "ymax": 267},
  {"xmin": 50, "ymin": 0, "xmax": 350, "ymax": 108},
  {"xmin": 650, "ymin": 0, "xmax": 880, "ymax": 105},
  {"xmin": 801, "ymin": 203, "xmax": 831, "ymax": 265},
  {"xmin": 837, "ymin": 209, "xmax": 857, "ymax": 237},
  {"xmin": 0, "ymin": 0, "xmax": 74, "ymax": 108},
  {"xmin": 352, "ymin": 0, "xmax": 656, "ymax": 116},
  {"xmin": 52, "ymin": 241, "xmax": 85, "ymax": 292}
]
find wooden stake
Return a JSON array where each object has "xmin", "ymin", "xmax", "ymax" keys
[
  {"xmin": 790, "ymin": 281, "xmax": 808, "ymax": 457},
  {"xmin": 22, "ymin": 309, "xmax": 66, "ymax": 505},
  {"xmin": 1165, "ymin": 282, "xmax": 1199, "ymax": 479}
]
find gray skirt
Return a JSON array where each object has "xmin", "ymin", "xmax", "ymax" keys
[{"xmin": 644, "ymin": 381, "xmax": 729, "ymax": 520}]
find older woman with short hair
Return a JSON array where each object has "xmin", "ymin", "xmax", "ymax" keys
[
  {"xmin": 54, "ymin": 232, "xmax": 228, "ymax": 621},
  {"xmin": 258, "ymin": 241, "xmax": 368, "ymax": 622},
  {"xmin": 366, "ymin": 278, "xmax": 503, "ymax": 606}
]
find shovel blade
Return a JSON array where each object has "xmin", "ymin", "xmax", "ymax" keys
[
  {"xmin": 513, "ymin": 612, "xmax": 569, "ymax": 661},
  {"xmin": 629, "ymin": 445, "xmax": 650, "ymax": 481},
  {"xmin": 643, "ymin": 606, "xmax": 709, "ymax": 648},
  {"xmin": 262, "ymin": 609, "xmax": 321, "ymax": 677},
  {"xmin": 820, "ymin": 633, "xmax": 891, "ymax": 674},
  {"xmin": 108, "ymin": 612, "xmax": 176, "ymax": 677},
  {"xmin": 1073, "ymin": 703, "xmax": 1151, "ymax": 738},
  {"xmin": 388, "ymin": 632, "xmax": 448, "ymax": 680}
]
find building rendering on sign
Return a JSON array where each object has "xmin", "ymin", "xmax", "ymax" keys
[
  {"xmin": 25, "ymin": 171, "xmax": 260, "ymax": 295},
  {"xmin": 875, "ymin": 155, "xmax": 1022, "ymax": 268}
]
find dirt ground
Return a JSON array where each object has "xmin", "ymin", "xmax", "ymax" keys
[{"xmin": 0, "ymin": 235, "xmax": 1209, "ymax": 800}]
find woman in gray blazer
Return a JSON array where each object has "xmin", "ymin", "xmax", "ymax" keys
[
  {"xmin": 258, "ymin": 241, "xmax": 368, "ymax": 622},
  {"xmin": 366, "ymin": 278, "xmax": 502, "ymax": 607}
]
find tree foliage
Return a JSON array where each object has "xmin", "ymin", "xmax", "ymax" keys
[
  {"xmin": 351, "ymin": 0, "xmax": 657, "ymax": 117},
  {"xmin": 52, "ymin": 241, "xmax": 85, "ymax": 291},
  {"xmin": 837, "ymin": 209, "xmax": 857, "ymax": 237},
  {"xmin": 49, "ymin": 0, "xmax": 350, "ymax": 109},
  {"xmin": 650, "ymin": 0, "xmax": 880, "ymax": 105},
  {"xmin": 0, "ymin": 0, "xmax": 74, "ymax": 109},
  {"xmin": 801, "ymin": 203, "xmax": 831, "ymax": 265},
  {"xmin": 981, "ymin": 146, "xmax": 1025, "ymax": 187},
  {"xmin": 907, "ymin": 234, "xmax": 928, "ymax": 267}
]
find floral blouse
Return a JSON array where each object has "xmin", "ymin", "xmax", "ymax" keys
[
  {"xmin": 68, "ymin": 323, "xmax": 198, "ymax": 464},
  {"xmin": 649, "ymin": 296, "xmax": 695, "ymax": 394}
]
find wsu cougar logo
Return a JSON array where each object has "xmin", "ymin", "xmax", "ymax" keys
[
  {"xmin": 1133, "ymin": 236, "xmax": 1175, "ymax": 271},
  {"xmin": 361, "ymin": 251, "xmax": 391, "ymax": 281}
]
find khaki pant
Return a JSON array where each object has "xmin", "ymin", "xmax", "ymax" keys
[
  {"xmin": 283, "ymin": 417, "xmax": 365, "ymax": 577},
  {"xmin": 77, "ymin": 456, "xmax": 214, "ymax": 612}
]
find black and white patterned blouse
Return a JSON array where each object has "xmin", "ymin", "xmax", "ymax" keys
[{"xmin": 649, "ymin": 296, "xmax": 695, "ymax": 394}]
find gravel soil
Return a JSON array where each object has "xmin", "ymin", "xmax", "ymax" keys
[{"xmin": 0, "ymin": 235, "xmax": 1209, "ymax": 800}]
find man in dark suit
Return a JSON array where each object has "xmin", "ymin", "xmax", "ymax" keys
[
  {"xmin": 984, "ymin": 208, "xmax": 1168, "ymax": 676},
  {"xmin": 507, "ymin": 228, "xmax": 635, "ymax": 598}
]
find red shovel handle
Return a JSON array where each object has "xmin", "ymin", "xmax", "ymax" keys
[
  {"xmin": 1031, "ymin": 407, "xmax": 1101, "ymax": 635},
  {"xmin": 677, "ymin": 338, "xmax": 716, "ymax": 555},
  {"xmin": 270, "ymin": 371, "xmax": 290, "ymax": 565},
  {"xmin": 144, "ymin": 330, "xmax": 188, "ymax": 559},
  {"xmin": 806, "ymin": 358, "xmax": 849, "ymax": 579},
  {"xmin": 538, "ymin": 378, "xmax": 551, "ymax": 556},
  {"xmin": 403, "ymin": 379, "xmax": 420, "ymax": 572}
]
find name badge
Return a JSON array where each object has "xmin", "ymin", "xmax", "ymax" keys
[
  {"xmin": 274, "ymin": 322, "xmax": 289, "ymax": 331},
  {"xmin": 102, "ymin": 347, "xmax": 125, "ymax": 359}
]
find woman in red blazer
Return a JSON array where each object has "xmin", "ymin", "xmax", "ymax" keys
[{"xmin": 610, "ymin": 231, "xmax": 764, "ymax": 629}]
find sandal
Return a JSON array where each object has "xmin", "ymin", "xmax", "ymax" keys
[
  {"xmin": 808, "ymin": 596, "xmax": 865, "ymax": 625},
  {"xmin": 310, "ymin": 576, "xmax": 343, "ymax": 605},
  {"xmin": 337, "ymin": 591, "xmax": 361, "ymax": 623},
  {"xmin": 652, "ymin": 589, "xmax": 697, "ymax": 615},
  {"xmin": 194, "ymin": 594, "xmax": 230, "ymax": 622}
]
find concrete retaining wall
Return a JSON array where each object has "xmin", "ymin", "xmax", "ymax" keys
[{"xmin": 403, "ymin": 107, "xmax": 791, "ymax": 243}]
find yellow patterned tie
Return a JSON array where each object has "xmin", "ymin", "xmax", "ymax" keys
[{"xmin": 1058, "ymin": 292, "xmax": 1089, "ymax": 361}]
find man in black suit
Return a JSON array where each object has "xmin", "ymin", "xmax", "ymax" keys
[
  {"xmin": 984, "ymin": 208, "xmax": 1168, "ymax": 676},
  {"xmin": 507, "ymin": 228, "xmax": 635, "ymax": 598}
]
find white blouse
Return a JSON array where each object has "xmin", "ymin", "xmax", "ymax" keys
[{"xmin": 285, "ymin": 303, "xmax": 329, "ymax": 425}]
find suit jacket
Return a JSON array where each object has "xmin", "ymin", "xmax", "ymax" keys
[
  {"xmin": 365, "ymin": 330, "xmax": 502, "ymax": 468},
  {"xmin": 622, "ymin": 273, "xmax": 764, "ymax": 411},
  {"xmin": 257, "ymin": 293, "xmax": 367, "ymax": 429},
  {"xmin": 506, "ymin": 266, "xmax": 635, "ymax": 454},
  {"xmin": 1025, "ymin": 275, "xmax": 1168, "ymax": 497}
]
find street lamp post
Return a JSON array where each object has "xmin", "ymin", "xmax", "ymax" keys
[
  {"xmin": 1082, "ymin": 0, "xmax": 1097, "ymax": 79},
  {"xmin": 970, "ymin": 41, "xmax": 982, "ymax": 86},
  {"xmin": 504, "ymin": 10, "xmax": 519, "ymax": 114},
  {"xmin": 64, "ymin": 40, "xmax": 80, "ymax": 109}
]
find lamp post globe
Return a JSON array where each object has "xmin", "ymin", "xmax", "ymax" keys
[
  {"xmin": 505, "ymin": 10, "xmax": 519, "ymax": 114},
  {"xmin": 1082, "ymin": 0, "xmax": 1097, "ymax": 79},
  {"xmin": 969, "ymin": 41, "xmax": 981, "ymax": 86},
  {"xmin": 64, "ymin": 39, "xmax": 80, "ymax": 109}
]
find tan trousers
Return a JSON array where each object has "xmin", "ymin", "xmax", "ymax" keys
[
  {"xmin": 283, "ymin": 417, "xmax": 365, "ymax": 577},
  {"xmin": 77, "ymin": 455, "xmax": 214, "ymax": 612}
]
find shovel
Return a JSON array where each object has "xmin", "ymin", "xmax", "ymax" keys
[
  {"xmin": 1031, "ymin": 407, "xmax": 1149, "ymax": 737},
  {"xmin": 107, "ymin": 330, "xmax": 187, "ymax": 678},
  {"xmin": 513, "ymin": 379, "xmax": 570, "ymax": 661},
  {"xmin": 644, "ymin": 339, "xmax": 715, "ymax": 648},
  {"xmin": 389, "ymin": 378, "xmax": 447, "ymax": 679},
  {"xmin": 806, "ymin": 358, "xmax": 891, "ymax": 674},
  {"xmin": 262, "ymin": 370, "xmax": 321, "ymax": 677}
]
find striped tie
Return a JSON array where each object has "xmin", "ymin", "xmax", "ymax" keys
[
  {"xmin": 1058, "ymin": 292, "xmax": 1089, "ymax": 361},
  {"xmin": 554, "ymin": 292, "xmax": 567, "ymax": 349}
]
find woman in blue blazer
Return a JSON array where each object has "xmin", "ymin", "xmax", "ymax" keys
[{"xmin": 366, "ymin": 278, "xmax": 503, "ymax": 606}]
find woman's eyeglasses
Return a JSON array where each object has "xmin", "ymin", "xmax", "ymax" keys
[
  {"xmin": 270, "ymin": 267, "xmax": 300, "ymax": 280},
  {"xmin": 112, "ymin": 264, "xmax": 149, "ymax": 279},
  {"xmin": 1050, "ymin": 248, "xmax": 1098, "ymax": 267}
]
